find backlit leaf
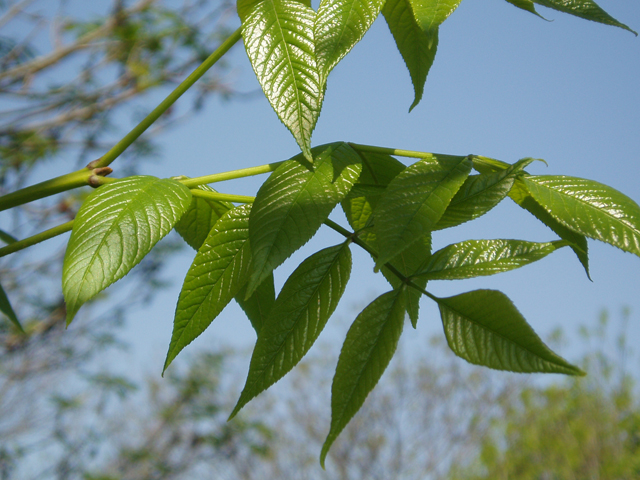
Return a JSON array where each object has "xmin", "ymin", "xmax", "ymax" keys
[
  {"xmin": 63, "ymin": 176, "xmax": 192, "ymax": 324},
  {"xmin": 315, "ymin": 0, "xmax": 385, "ymax": 82},
  {"xmin": 164, "ymin": 204, "xmax": 253, "ymax": 372},
  {"xmin": 231, "ymin": 241, "xmax": 352, "ymax": 419},
  {"xmin": 383, "ymin": 0, "xmax": 438, "ymax": 110},
  {"xmin": 236, "ymin": 273, "xmax": 276, "ymax": 335},
  {"xmin": 246, "ymin": 142, "xmax": 362, "ymax": 297},
  {"xmin": 523, "ymin": 175, "xmax": 640, "ymax": 259},
  {"xmin": 417, "ymin": 239, "xmax": 566, "ymax": 280},
  {"xmin": 505, "ymin": 0, "xmax": 544, "ymax": 18},
  {"xmin": 533, "ymin": 0, "xmax": 637, "ymax": 35},
  {"xmin": 509, "ymin": 178, "xmax": 590, "ymax": 277},
  {"xmin": 374, "ymin": 154, "xmax": 472, "ymax": 267},
  {"xmin": 408, "ymin": 0, "xmax": 464, "ymax": 32},
  {"xmin": 174, "ymin": 183, "xmax": 232, "ymax": 251},
  {"xmin": 0, "ymin": 282, "xmax": 23, "ymax": 332},
  {"xmin": 437, "ymin": 289, "xmax": 584, "ymax": 375},
  {"xmin": 321, "ymin": 288, "xmax": 406, "ymax": 466},
  {"xmin": 239, "ymin": 0, "xmax": 323, "ymax": 160}
]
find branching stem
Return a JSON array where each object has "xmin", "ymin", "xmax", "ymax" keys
[{"xmin": 0, "ymin": 221, "xmax": 74, "ymax": 258}]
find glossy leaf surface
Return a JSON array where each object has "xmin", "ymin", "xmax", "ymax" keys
[
  {"xmin": 533, "ymin": 0, "xmax": 637, "ymax": 34},
  {"xmin": 321, "ymin": 288, "xmax": 406, "ymax": 466},
  {"xmin": 438, "ymin": 289, "xmax": 584, "ymax": 375},
  {"xmin": 63, "ymin": 176, "xmax": 192, "ymax": 324},
  {"xmin": 408, "ymin": 0, "xmax": 463, "ymax": 31},
  {"xmin": 164, "ymin": 204, "xmax": 253, "ymax": 372},
  {"xmin": 174, "ymin": 183, "xmax": 232, "ymax": 251},
  {"xmin": 231, "ymin": 241, "xmax": 352, "ymax": 419},
  {"xmin": 374, "ymin": 154, "xmax": 472, "ymax": 267},
  {"xmin": 417, "ymin": 239, "xmax": 566, "ymax": 281},
  {"xmin": 383, "ymin": 0, "xmax": 438, "ymax": 110},
  {"xmin": 239, "ymin": 0, "xmax": 323, "ymax": 160},
  {"xmin": 246, "ymin": 142, "xmax": 362, "ymax": 297},
  {"xmin": 0, "ymin": 282, "xmax": 22, "ymax": 331},
  {"xmin": 509, "ymin": 178, "xmax": 590, "ymax": 277},
  {"xmin": 315, "ymin": 0, "xmax": 385, "ymax": 81},
  {"xmin": 524, "ymin": 176, "xmax": 640, "ymax": 259}
]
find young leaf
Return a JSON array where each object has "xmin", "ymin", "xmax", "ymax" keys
[
  {"xmin": 315, "ymin": 0, "xmax": 385, "ymax": 82},
  {"xmin": 417, "ymin": 239, "xmax": 566, "ymax": 281},
  {"xmin": 321, "ymin": 288, "xmax": 406, "ymax": 466},
  {"xmin": 63, "ymin": 176, "xmax": 192, "ymax": 325},
  {"xmin": 231, "ymin": 241, "xmax": 352, "ymax": 419},
  {"xmin": 532, "ymin": 0, "xmax": 637, "ymax": 35},
  {"xmin": 437, "ymin": 289, "xmax": 584, "ymax": 375},
  {"xmin": 164, "ymin": 204, "xmax": 253, "ymax": 372},
  {"xmin": 408, "ymin": 0, "xmax": 464, "ymax": 32},
  {"xmin": 246, "ymin": 142, "xmax": 362, "ymax": 297},
  {"xmin": 509, "ymin": 178, "xmax": 590, "ymax": 277},
  {"xmin": 382, "ymin": 0, "xmax": 439, "ymax": 110},
  {"xmin": 523, "ymin": 176, "xmax": 640, "ymax": 259},
  {"xmin": 236, "ymin": 273, "xmax": 276, "ymax": 335},
  {"xmin": 433, "ymin": 172, "xmax": 516, "ymax": 231},
  {"xmin": 374, "ymin": 154, "xmax": 472, "ymax": 267},
  {"xmin": 174, "ymin": 183, "xmax": 232, "ymax": 251},
  {"xmin": 1, "ymin": 282, "xmax": 23, "ymax": 332},
  {"xmin": 0, "ymin": 229, "xmax": 17, "ymax": 245},
  {"xmin": 239, "ymin": 0, "xmax": 323, "ymax": 160}
]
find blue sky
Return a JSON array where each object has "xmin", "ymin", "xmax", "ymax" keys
[{"xmin": 45, "ymin": 1, "xmax": 640, "ymax": 378}]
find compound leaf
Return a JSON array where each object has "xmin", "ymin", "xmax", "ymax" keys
[
  {"xmin": 164, "ymin": 204, "xmax": 253, "ymax": 372},
  {"xmin": 315, "ymin": 0, "xmax": 385, "ymax": 82},
  {"xmin": 383, "ymin": 0, "xmax": 438, "ymax": 110},
  {"xmin": 63, "ymin": 176, "xmax": 192, "ymax": 325},
  {"xmin": 239, "ymin": 0, "xmax": 323, "ymax": 160},
  {"xmin": 533, "ymin": 0, "xmax": 637, "ymax": 35},
  {"xmin": 246, "ymin": 142, "xmax": 361, "ymax": 297},
  {"xmin": 231, "ymin": 241, "xmax": 352, "ymax": 419},
  {"xmin": 437, "ymin": 289, "xmax": 584, "ymax": 375},
  {"xmin": 374, "ymin": 154, "xmax": 472, "ymax": 267},
  {"xmin": 523, "ymin": 176, "xmax": 640, "ymax": 259},
  {"xmin": 417, "ymin": 239, "xmax": 566, "ymax": 280},
  {"xmin": 321, "ymin": 288, "xmax": 406, "ymax": 466}
]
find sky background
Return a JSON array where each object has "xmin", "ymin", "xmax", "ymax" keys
[{"xmin": 5, "ymin": 1, "xmax": 639, "ymax": 383}]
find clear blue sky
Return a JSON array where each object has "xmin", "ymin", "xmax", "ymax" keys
[{"xmin": 83, "ymin": 1, "xmax": 640, "ymax": 377}]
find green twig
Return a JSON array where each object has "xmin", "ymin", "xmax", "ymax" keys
[
  {"xmin": 179, "ymin": 161, "xmax": 285, "ymax": 188},
  {"xmin": 190, "ymin": 189, "xmax": 255, "ymax": 204},
  {"xmin": 92, "ymin": 27, "xmax": 242, "ymax": 169},
  {"xmin": 0, "ymin": 221, "xmax": 74, "ymax": 258},
  {"xmin": 348, "ymin": 143, "xmax": 439, "ymax": 160}
]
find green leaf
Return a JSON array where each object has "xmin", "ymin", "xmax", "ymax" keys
[
  {"xmin": 505, "ymin": 0, "xmax": 546, "ymax": 18},
  {"xmin": 239, "ymin": 0, "xmax": 323, "ymax": 160},
  {"xmin": 315, "ymin": 0, "xmax": 386, "ymax": 82},
  {"xmin": 174, "ymin": 183, "xmax": 232, "ymax": 251},
  {"xmin": 63, "ymin": 176, "xmax": 192, "ymax": 325},
  {"xmin": 408, "ymin": 0, "xmax": 464, "ymax": 32},
  {"xmin": 0, "ymin": 229, "xmax": 17, "ymax": 245},
  {"xmin": 246, "ymin": 142, "xmax": 362, "ymax": 297},
  {"xmin": 373, "ymin": 154, "xmax": 472, "ymax": 267},
  {"xmin": 509, "ymin": 178, "xmax": 590, "ymax": 278},
  {"xmin": 433, "ymin": 171, "xmax": 516, "ymax": 230},
  {"xmin": 437, "ymin": 289, "xmax": 584, "ymax": 375},
  {"xmin": 321, "ymin": 288, "xmax": 406, "ymax": 466},
  {"xmin": 533, "ymin": 0, "xmax": 637, "ymax": 35},
  {"xmin": 523, "ymin": 175, "xmax": 640, "ymax": 259},
  {"xmin": 417, "ymin": 239, "xmax": 566, "ymax": 280},
  {"xmin": 164, "ymin": 204, "xmax": 253, "ymax": 372},
  {"xmin": 0, "ymin": 282, "xmax": 23, "ymax": 332},
  {"xmin": 231, "ymin": 241, "xmax": 352, "ymax": 419},
  {"xmin": 236, "ymin": 273, "xmax": 276, "ymax": 335},
  {"xmin": 382, "ymin": 0, "xmax": 439, "ymax": 110}
]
